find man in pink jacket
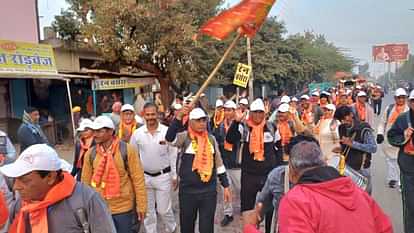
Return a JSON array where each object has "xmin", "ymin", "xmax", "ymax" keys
[{"xmin": 243, "ymin": 140, "xmax": 393, "ymax": 233}]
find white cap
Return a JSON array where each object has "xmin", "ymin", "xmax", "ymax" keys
[
  {"xmin": 184, "ymin": 96, "xmax": 194, "ymax": 103},
  {"xmin": 250, "ymin": 99, "xmax": 265, "ymax": 112},
  {"xmin": 278, "ymin": 103, "xmax": 290, "ymax": 113},
  {"xmin": 224, "ymin": 100, "xmax": 237, "ymax": 109},
  {"xmin": 0, "ymin": 144, "xmax": 62, "ymax": 178},
  {"xmin": 174, "ymin": 103, "xmax": 183, "ymax": 110},
  {"xmin": 311, "ymin": 91, "xmax": 320, "ymax": 97},
  {"xmin": 189, "ymin": 108, "xmax": 207, "ymax": 120},
  {"xmin": 300, "ymin": 95, "xmax": 310, "ymax": 100},
  {"xmin": 280, "ymin": 96, "xmax": 291, "ymax": 104},
  {"xmin": 325, "ymin": 104, "xmax": 336, "ymax": 111},
  {"xmin": 409, "ymin": 90, "xmax": 414, "ymax": 100},
  {"xmin": 357, "ymin": 91, "xmax": 367, "ymax": 97},
  {"xmin": 121, "ymin": 104, "xmax": 135, "ymax": 112},
  {"xmin": 76, "ymin": 119, "xmax": 93, "ymax": 132},
  {"xmin": 240, "ymin": 98, "xmax": 249, "ymax": 105},
  {"xmin": 91, "ymin": 115, "xmax": 115, "ymax": 130},
  {"xmin": 320, "ymin": 91, "xmax": 331, "ymax": 97},
  {"xmin": 291, "ymin": 97, "xmax": 298, "ymax": 102},
  {"xmin": 395, "ymin": 88, "xmax": 408, "ymax": 97},
  {"xmin": 216, "ymin": 99, "xmax": 224, "ymax": 108}
]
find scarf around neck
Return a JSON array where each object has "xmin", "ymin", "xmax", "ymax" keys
[
  {"xmin": 247, "ymin": 119, "xmax": 266, "ymax": 161},
  {"xmin": 91, "ymin": 138, "xmax": 121, "ymax": 199},
  {"xmin": 9, "ymin": 173, "xmax": 76, "ymax": 233},
  {"xmin": 188, "ymin": 126, "xmax": 214, "ymax": 183}
]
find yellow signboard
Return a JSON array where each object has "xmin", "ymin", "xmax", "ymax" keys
[
  {"xmin": 233, "ymin": 63, "xmax": 251, "ymax": 88},
  {"xmin": 92, "ymin": 78, "xmax": 155, "ymax": 91},
  {"xmin": 0, "ymin": 40, "xmax": 57, "ymax": 75}
]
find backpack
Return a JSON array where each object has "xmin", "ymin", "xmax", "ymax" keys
[{"xmin": 89, "ymin": 141, "xmax": 129, "ymax": 172}]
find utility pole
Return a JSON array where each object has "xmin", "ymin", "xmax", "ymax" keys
[{"xmin": 247, "ymin": 37, "xmax": 254, "ymax": 103}]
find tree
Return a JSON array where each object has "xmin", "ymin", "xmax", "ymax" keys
[{"xmin": 53, "ymin": 0, "xmax": 354, "ymax": 102}]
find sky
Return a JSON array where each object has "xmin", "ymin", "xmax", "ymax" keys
[{"xmin": 39, "ymin": 0, "xmax": 414, "ymax": 76}]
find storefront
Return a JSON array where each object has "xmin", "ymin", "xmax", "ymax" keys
[
  {"xmin": 60, "ymin": 70, "xmax": 156, "ymax": 116},
  {"xmin": 0, "ymin": 39, "xmax": 73, "ymax": 143}
]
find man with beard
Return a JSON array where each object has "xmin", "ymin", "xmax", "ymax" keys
[
  {"xmin": 333, "ymin": 105, "xmax": 377, "ymax": 194},
  {"xmin": 130, "ymin": 103, "xmax": 178, "ymax": 233}
]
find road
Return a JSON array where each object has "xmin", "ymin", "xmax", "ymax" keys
[{"xmin": 56, "ymin": 94, "xmax": 404, "ymax": 233}]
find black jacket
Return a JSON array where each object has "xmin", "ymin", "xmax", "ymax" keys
[{"xmin": 226, "ymin": 121, "xmax": 280, "ymax": 176}]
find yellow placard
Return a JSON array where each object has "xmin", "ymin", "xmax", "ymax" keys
[
  {"xmin": 233, "ymin": 63, "xmax": 251, "ymax": 88},
  {"xmin": 0, "ymin": 39, "xmax": 57, "ymax": 75},
  {"xmin": 92, "ymin": 78, "xmax": 155, "ymax": 90}
]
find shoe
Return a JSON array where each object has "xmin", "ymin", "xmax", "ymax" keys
[
  {"xmin": 388, "ymin": 180, "xmax": 397, "ymax": 189},
  {"xmin": 220, "ymin": 215, "xmax": 234, "ymax": 227}
]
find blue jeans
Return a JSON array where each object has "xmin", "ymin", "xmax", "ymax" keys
[
  {"xmin": 112, "ymin": 210, "xmax": 140, "ymax": 233},
  {"xmin": 401, "ymin": 172, "xmax": 414, "ymax": 233}
]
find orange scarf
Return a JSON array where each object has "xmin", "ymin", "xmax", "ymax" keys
[
  {"xmin": 356, "ymin": 102, "xmax": 366, "ymax": 121},
  {"xmin": 278, "ymin": 121, "xmax": 293, "ymax": 146},
  {"xmin": 188, "ymin": 127, "xmax": 214, "ymax": 182},
  {"xmin": 91, "ymin": 138, "xmax": 121, "ymax": 199},
  {"xmin": 247, "ymin": 119, "xmax": 266, "ymax": 161},
  {"xmin": 77, "ymin": 136, "xmax": 94, "ymax": 168},
  {"xmin": 118, "ymin": 118, "xmax": 137, "ymax": 142},
  {"xmin": 213, "ymin": 109, "xmax": 224, "ymax": 128},
  {"xmin": 224, "ymin": 120, "xmax": 233, "ymax": 151},
  {"xmin": 388, "ymin": 105, "xmax": 405, "ymax": 125},
  {"xmin": 347, "ymin": 96, "xmax": 354, "ymax": 105},
  {"xmin": 9, "ymin": 173, "xmax": 76, "ymax": 233},
  {"xmin": 0, "ymin": 192, "xmax": 8, "ymax": 227}
]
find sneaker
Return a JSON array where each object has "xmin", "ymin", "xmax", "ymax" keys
[
  {"xmin": 388, "ymin": 180, "xmax": 398, "ymax": 189},
  {"xmin": 220, "ymin": 215, "xmax": 234, "ymax": 227}
]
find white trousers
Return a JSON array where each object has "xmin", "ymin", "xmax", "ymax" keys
[
  {"xmin": 223, "ymin": 169, "xmax": 241, "ymax": 216},
  {"xmin": 143, "ymin": 173, "xmax": 176, "ymax": 233},
  {"xmin": 386, "ymin": 156, "xmax": 400, "ymax": 183}
]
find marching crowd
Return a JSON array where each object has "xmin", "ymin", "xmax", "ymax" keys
[{"xmin": 0, "ymin": 82, "xmax": 413, "ymax": 233}]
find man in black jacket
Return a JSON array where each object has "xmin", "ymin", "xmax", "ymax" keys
[
  {"xmin": 166, "ymin": 107, "xmax": 231, "ymax": 233},
  {"xmin": 212, "ymin": 100, "xmax": 240, "ymax": 226},
  {"xmin": 17, "ymin": 107, "xmax": 50, "ymax": 152},
  {"xmin": 226, "ymin": 98, "xmax": 281, "ymax": 233},
  {"xmin": 333, "ymin": 105, "xmax": 377, "ymax": 194}
]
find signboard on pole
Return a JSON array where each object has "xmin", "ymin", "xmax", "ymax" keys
[
  {"xmin": 0, "ymin": 39, "xmax": 57, "ymax": 75},
  {"xmin": 233, "ymin": 63, "xmax": 251, "ymax": 88},
  {"xmin": 373, "ymin": 44, "xmax": 409, "ymax": 62},
  {"xmin": 92, "ymin": 77, "xmax": 154, "ymax": 91}
]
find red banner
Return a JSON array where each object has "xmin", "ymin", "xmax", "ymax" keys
[
  {"xmin": 373, "ymin": 44, "xmax": 409, "ymax": 62},
  {"xmin": 198, "ymin": 0, "xmax": 277, "ymax": 40}
]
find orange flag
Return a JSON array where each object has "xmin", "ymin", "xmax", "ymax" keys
[{"xmin": 199, "ymin": 0, "xmax": 277, "ymax": 40}]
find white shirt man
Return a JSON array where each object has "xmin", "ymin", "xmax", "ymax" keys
[{"xmin": 130, "ymin": 103, "xmax": 177, "ymax": 233}]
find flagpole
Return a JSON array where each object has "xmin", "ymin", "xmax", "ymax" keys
[
  {"xmin": 191, "ymin": 33, "xmax": 243, "ymax": 105},
  {"xmin": 247, "ymin": 37, "xmax": 254, "ymax": 102}
]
